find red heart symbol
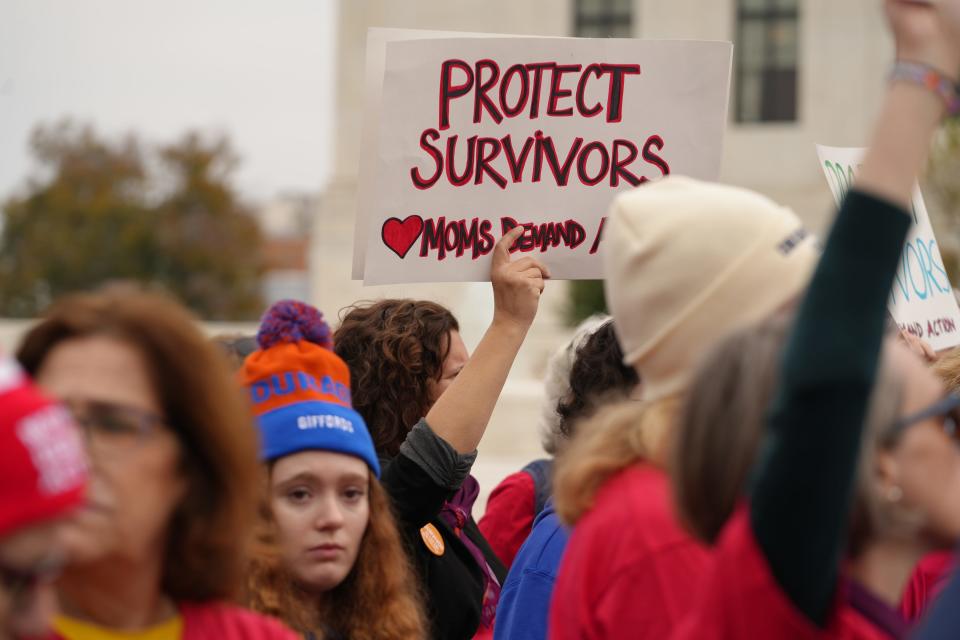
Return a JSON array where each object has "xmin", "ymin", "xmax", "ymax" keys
[{"xmin": 381, "ymin": 215, "xmax": 424, "ymax": 259}]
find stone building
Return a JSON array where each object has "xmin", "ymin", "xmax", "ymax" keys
[
  {"xmin": 257, "ymin": 194, "xmax": 317, "ymax": 305},
  {"xmin": 312, "ymin": 0, "xmax": 893, "ymax": 506}
]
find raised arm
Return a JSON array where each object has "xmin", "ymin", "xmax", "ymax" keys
[
  {"xmin": 426, "ymin": 225, "xmax": 550, "ymax": 454},
  {"xmin": 749, "ymin": 0, "xmax": 960, "ymax": 627},
  {"xmin": 858, "ymin": 0, "xmax": 960, "ymax": 207}
]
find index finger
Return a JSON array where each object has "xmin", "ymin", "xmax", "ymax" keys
[{"xmin": 493, "ymin": 226, "xmax": 526, "ymax": 265}]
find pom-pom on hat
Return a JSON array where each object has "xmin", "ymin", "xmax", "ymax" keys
[
  {"xmin": 241, "ymin": 300, "xmax": 380, "ymax": 477},
  {"xmin": 0, "ymin": 355, "xmax": 88, "ymax": 537}
]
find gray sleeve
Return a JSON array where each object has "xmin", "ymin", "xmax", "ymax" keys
[{"xmin": 398, "ymin": 418, "xmax": 478, "ymax": 490}]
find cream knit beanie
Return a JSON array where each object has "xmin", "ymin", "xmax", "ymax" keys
[{"xmin": 603, "ymin": 175, "xmax": 818, "ymax": 402}]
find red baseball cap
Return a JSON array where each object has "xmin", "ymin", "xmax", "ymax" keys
[{"xmin": 0, "ymin": 355, "xmax": 88, "ymax": 538}]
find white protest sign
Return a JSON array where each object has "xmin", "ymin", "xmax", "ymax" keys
[
  {"xmin": 816, "ymin": 145, "xmax": 960, "ymax": 350},
  {"xmin": 353, "ymin": 28, "xmax": 526, "ymax": 280},
  {"xmin": 360, "ymin": 37, "xmax": 732, "ymax": 284}
]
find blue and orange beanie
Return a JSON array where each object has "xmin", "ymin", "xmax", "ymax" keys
[{"xmin": 241, "ymin": 300, "xmax": 380, "ymax": 477}]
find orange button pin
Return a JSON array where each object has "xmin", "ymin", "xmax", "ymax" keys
[{"xmin": 420, "ymin": 523, "xmax": 445, "ymax": 556}]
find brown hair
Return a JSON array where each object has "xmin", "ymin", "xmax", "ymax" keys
[
  {"xmin": 333, "ymin": 300, "xmax": 459, "ymax": 457},
  {"xmin": 246, "ymin": 471, "xmax": 426, "ymax": 640},
  {"xmin": 672, "ymin": 316, "xmax": 789, "ymax": 543},
  {"xmin": 16, "ymin": 286, "xmax": 260, "ymax": 601},
  {"xmin": 553, "ymin": 397, "xmax": 678, "ymax": 526}
]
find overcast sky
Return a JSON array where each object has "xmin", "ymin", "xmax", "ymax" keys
[{"xmin": 0, "ymin": 0, "xmax": 337, "ymax": 203}]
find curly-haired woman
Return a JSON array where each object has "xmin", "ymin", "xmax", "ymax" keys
[
  {"xmin": 334, "ymin": 227, "xmax": 549, "ymax": 640},
  {"xmin": 241, "ymin": 300, "xmax": 426, "ymax": 640}
]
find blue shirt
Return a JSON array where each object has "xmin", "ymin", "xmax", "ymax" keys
[{"xmin": 493, "ymin": 499, "xmax": 570, "ymax": 640}]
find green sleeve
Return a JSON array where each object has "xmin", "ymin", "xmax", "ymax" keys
[{"xmin": 750, "ymin": 189, "xmax": 912, "ymax": 627}]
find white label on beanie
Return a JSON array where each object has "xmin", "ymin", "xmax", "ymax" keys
[
  {"xmin": 359, "ymin": 34, "xmax": 732, "ymax": 284},
  {"xmin": 297, "ymin": 414, "xmax": 355, "ymax": 433},
  {"xmin": 816, "ymin": 145, "xmax": 960, "ymax": 351},
  {"xmin": 18, "ymin": 406, "xmax": 87, "ymax": 495}
]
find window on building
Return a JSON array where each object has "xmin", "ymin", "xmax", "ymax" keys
[
  {"xmin": 574, "ymin": 0, "xmax": 632, "ymax": 38},
  {"xmin": 570, "ymin": 2, "xmax": 633, "ymax": 323},
  {"xmin": 735, "ymin": 0, "xmax": 799, "ymax": 123}
]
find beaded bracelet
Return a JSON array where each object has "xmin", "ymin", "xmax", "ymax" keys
[{"xmin": 890, "ymin": 60, "xmax": 960, "ymax": 117}]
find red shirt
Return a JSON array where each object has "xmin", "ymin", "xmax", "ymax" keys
[
  {"xmin": 899, "ymin": 550, "xmax": 953, "ymax": 622},
  {"xmin": 39, "ymin": 602, "xmax": 300, "ymax": 640},
  {"xmin": 672, "ymin": 506, "xmax": 897, "ymax": 640},
  {"xmin": 479, "ymin": 470, "xmax": 537, "ymax": 568},
  {"xmin": 547, "ymin": 464, "xmax": 711, "ymax": 640}
]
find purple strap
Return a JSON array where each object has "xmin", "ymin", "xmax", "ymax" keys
[
  {"xmin": 439, "ymin": 475, "xmax": 501, "ymax": 629},
  {"xmin": 846, "ymin": 579, "xmax": 909, "ymax": 639}
]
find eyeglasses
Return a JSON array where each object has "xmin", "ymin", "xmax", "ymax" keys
[
  {"xmin": 0, "ymin": 553, "xmax": 64, "ymax": 609},
  {"xmin": 890, "ymin": 393, "xmax": 960, "ymax": 443},
  {"xmin": 61, "ymin": 399, "xmax": 166, "ymax": 456}
]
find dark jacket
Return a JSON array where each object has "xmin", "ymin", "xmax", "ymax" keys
[{"xmin": 380, "ymin": 421, "xmax": 508, "ymax": 640}]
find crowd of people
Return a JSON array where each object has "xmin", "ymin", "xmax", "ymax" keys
[{"xmin": 3, "ymin": 1, "xmax": 960, "ymax": 639}]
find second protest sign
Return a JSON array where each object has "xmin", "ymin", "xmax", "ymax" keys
[{"xmin": 816, "ymin": 145, "xmax": 960, "ymax": 351}]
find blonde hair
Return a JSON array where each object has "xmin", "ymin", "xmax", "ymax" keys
[
  {"xmin": 672, "ymin": 315, "xmax": 915, "ymax": 556},
  {"xmin": 553, "ymin": 396, "xmax": 679, "ymax": 526},
  {"xmin": 848, "ymin": 359, "xmax": 915, "ymax": 556},
  {"xmin": 673, "ymin": 316, "xmax": 789, "ymax": 543},
  {"xmin": 933, "ymin": 345, "xmax": 960, "ymax": 393}
]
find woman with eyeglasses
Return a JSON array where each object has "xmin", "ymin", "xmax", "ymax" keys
[
  {"xmin": 898, "ymin": 343, "xmax": 960, "ymax": 623},
  {"xmin": 0, "ymin": 355, "xmax": 87, "ymax": 639},
  {"xmin": 667, "ymin": 2, "xmax": 960, "ymax": 637},
  {"xmin": 16, "ymin": 287, "xmax": 299, "ymax": 640},
  {"xmin": 673, "ymin": 317, "xmax": 960, "ymax": 637}
]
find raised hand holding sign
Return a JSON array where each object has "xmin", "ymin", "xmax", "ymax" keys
[{"xmin": 491, "ymin": 225, "xmax": 551, "ymax": 333}]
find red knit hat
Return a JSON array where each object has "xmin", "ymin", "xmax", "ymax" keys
[{"xmin": 0, "ymin": 355, "xmax": 88, "ymax": 538}]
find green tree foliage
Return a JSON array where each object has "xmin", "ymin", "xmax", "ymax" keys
[
  {"xmin": 0, "ymin": 121, "xmax": 264, "ymax": 319},
  {"xmin": 567, "ymin": 279, "xmax": 608, "ymax": 325},
  {"xmin": 924, "ymin": 119, "xmax": 960, "ymax": 286},
  {"xmin": 153, "ymin": 133, "xmax": 264, "ymax": 318}
]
